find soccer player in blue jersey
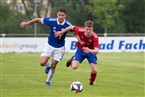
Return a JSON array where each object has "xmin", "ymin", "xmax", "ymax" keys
[{"xmin": 20, "ymin": 8, "xmax": 72, "ymax": 86}]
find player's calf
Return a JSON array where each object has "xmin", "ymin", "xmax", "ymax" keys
[
  {"xmin": 66, "ymin": 56, "xmax": 74, "ymax": 67},
  {"xmin": 89, "ymin": 72, "xmax": 97, "ymax": 85}
]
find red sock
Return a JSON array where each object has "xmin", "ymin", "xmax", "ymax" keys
[{"xmin": 89, "ymin": 72, "xmax": 97, "ymax": 84}]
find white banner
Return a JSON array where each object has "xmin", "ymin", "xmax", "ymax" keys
[
  {"xmin": 0, "ymin": 37, "xmax": 144, "ymax": 53},
  {"xmin": 0, "ymin": 37, "xmax": 47, "ymax": 53}
]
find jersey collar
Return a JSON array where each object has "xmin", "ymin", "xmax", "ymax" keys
[{"xmin": 57, "ymin": 18, "xmax": 66, "ymax": 25}]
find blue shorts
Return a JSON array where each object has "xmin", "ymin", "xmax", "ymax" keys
[{"xmin": 73, "ymin": 48, "xmax": 97, "ymax": 64}]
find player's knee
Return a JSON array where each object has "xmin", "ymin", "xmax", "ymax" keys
[
  {"xmin": 72, "ymin": 65, "xmax": 78, "ymax": 69},
  {"xmin": 40, "ymin": 61, "xmax": 46, "ymax": 66},
  {"xmin": 92, "ymin": 69, "xmax": 97, "ymax": 74}
]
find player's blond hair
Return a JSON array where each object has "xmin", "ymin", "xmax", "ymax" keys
[{"xmin": 84, "ymin": 20, "xmax": 94, "ymax": 28}]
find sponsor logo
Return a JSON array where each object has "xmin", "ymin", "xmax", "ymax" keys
[
  {"xmin": 70, "ymin": 39, "xmax": 145, "ymax": 51},
  {"xmin": 0, "ymin": 43, "xmax": 38, "ymax": 50}
]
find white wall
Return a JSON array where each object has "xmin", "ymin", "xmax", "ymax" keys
[{"xmin": 0, "ymin": 37, "xmax": 144, "ymax": 53}]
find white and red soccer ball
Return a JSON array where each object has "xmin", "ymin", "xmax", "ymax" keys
[{"xmin": 70, "ymin": 81, "xmax": 83, "ymax": 93}]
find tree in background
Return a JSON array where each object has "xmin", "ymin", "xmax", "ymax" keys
[
  {"xmin": 0, "ymin": 0, "xmax": 144, "ymax": 35},
  {"xmin": 86, "ymin": 0, "xmax": 126, "ymax": 34},
  {"xmin": 86, "ymin": 0, "xmax": 145, "ymax": 34},
  {"xmin": 121, "ymin": 0, "xmax": 145, "ymax": 33},
  {"xmin": 50, "ymin": 0, "xmax": 90, "ymax": 27},
  {"xmin": 21, "ymin": 0, "xmax": 51, "ymax": 19},
  {"xmin": 0, "ymin": 2, "xmax": 32, "ymax": 34},
  {"xmin": 21, "ymin": 0, "xmax": 51, "ymax": 34},
  {"xmin": 0, "ymin": 0, "xmax": 51, "ymax": 35}
]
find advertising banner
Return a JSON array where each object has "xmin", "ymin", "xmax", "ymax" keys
[{"xmin": 0, "ymin": 37, "xmax": 144, "ymax": 53}]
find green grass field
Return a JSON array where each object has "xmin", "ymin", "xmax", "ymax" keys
[{"xmin": 0, "ymin": 52, "xmax": 144, "ymax": 97}]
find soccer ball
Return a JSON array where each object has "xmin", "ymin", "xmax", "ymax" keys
[{"xmin": 70, "ymin": 81, "xmax": 83, "ymax": 93}]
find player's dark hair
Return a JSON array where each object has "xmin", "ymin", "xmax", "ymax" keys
[
  {"xmin": 84, "ymin": 20, "xmax": 94, "ymax": 28},
  {"xmin": 57, "ymin": 8, "xmax": 67, "ymax": 14}
]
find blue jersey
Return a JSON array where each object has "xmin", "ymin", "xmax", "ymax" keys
[{"xmin": 41, "ymin": 17, "xmax": 72, "ymax": 48}]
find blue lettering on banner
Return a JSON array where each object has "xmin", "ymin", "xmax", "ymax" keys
[
  {"xmin": 99, "ymin": 40, "xmax": 114, "ymax": 50},
  {"xmin": 139, "ymin": 40, "xmax": 145, "ymax": 49},
  {"xmin": 70, "ymin": 40, "xmax": 115, "ymax": 50},
  {"xmin": 69, "ymin": 39, "xmax": 145, "ymax": 51},
  {"xmin": 70, "ymin": 41, "xmax": 77, "ymax": 50},
  {"xmin": 119, "ymin": 40, "xmax": 145, "ymax": 50}
]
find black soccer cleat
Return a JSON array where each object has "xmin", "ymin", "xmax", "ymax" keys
[
  {"xmin": 66, "ymin": 56, "xmax": 74, "ymax": 67},
  {"xmin": 89, "ymin": 83, "xmax": 94, "ymax": 85}
]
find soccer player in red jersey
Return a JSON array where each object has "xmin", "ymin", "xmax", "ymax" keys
[{"xmin": 55, "ymin": 20, "xmax": 99, "ymax": 85}]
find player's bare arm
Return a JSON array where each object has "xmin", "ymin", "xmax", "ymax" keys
[
  {"xmin": 55, "ymin": 25, "xmax": 75, "ymax": 37},
  {"xmin": 20, "ymin": 18, "xmax": 42, "ymax": 27},
  {"xmin": 82, "ymin": 47, "xmax": 99, "ymax": 54},
  {"xmin": 75, "ymin": 34, "xmax": 85, "ymax": 45}
]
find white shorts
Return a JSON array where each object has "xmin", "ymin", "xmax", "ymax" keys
[{"xmin": 41, "ymin": 44, "xmax": 65, "ymax": 61}]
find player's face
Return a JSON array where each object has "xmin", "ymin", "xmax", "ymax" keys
[
  {"xmin": 57, "ymin": 12, "xmax": 67, "ymax": 23},
  {"xmin": 84, "ymin": 27, "xmax": 93, "ymax": 37}
]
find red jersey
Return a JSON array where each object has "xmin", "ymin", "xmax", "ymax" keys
[{"xmin": 73, "ymin": 26, "xmax": 99, "ymax": 50}]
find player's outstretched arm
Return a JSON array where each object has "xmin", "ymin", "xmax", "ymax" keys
[
  {"xmin": 20, "ymin": 18, "xmax": 42, "ymax": 28},
  {"xmin": 55, "ymin": 25, "xmax": 75, "ymax": 37}
]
